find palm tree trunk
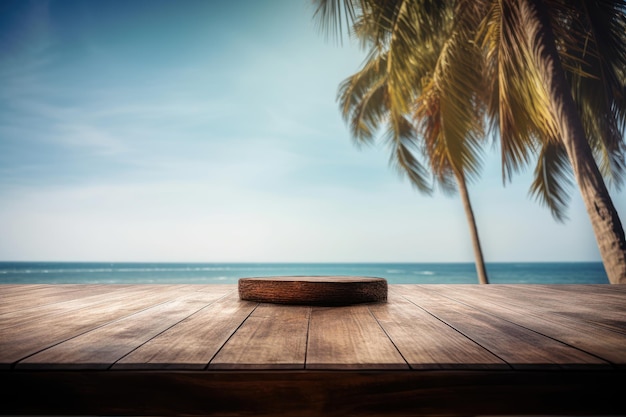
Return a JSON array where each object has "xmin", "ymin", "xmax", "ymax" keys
[
  {"xmin": 523, "ymin": 0, "xmax": 626, "ymax": 283},
  {"xmin": 454, "ymin": 169, "xmax": 489, "ymax": 284}
]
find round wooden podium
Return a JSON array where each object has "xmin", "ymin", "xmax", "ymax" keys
[{"xmin": 238, "ymin": 276, "xmax": 387, "ymax": 306}]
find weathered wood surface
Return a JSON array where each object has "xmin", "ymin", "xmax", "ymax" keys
[
  {"xmin": 238, "ymin": 276, "xmax": 387, "ymax": 305},
  {"xmin": 1, "ymin": 283, "xmax": 625, "ymax": 416}
]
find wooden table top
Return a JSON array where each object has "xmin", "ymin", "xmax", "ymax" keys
[{"xmin": 1, "ymin": 283, "xmax": 625, "ymax": 416}]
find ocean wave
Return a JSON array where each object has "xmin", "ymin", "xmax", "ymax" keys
[
  {"xmin": 0, "ymin": 266, "xmax": 239, "ymax": 274},
  {"xmin": 0, "ymin": 262, "xmax": 608, "ymax": 284},
  {"xmin": 2, "ymin": 268, "xmax": 115, "ymax": 274},
  {"xmin": 114, "ymin": 267, "xmax": 234, "ymax": 272}
]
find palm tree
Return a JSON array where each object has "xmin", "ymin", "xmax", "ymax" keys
[
  {"xmin": 329, "ymin": 3, "xmax": 491, "ymax": 283},
  {"xmin": 314, "ymin": 0, "xmax": 626, "ymax": 283},
  {"xmin": 475, "ymin": 0, "xmax": 626, "ymax": 283}
]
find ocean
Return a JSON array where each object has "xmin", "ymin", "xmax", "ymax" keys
[{"xmin": 0, "ymin": 261, "xmax": 610, "ymax": 284}]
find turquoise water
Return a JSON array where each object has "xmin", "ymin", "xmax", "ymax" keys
[{"xmin": 0, "ymin": 262, "xmax": 609, "ymax": 284}]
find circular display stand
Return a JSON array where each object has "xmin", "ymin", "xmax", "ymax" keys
[{"xmin": 238, "ymin": 276, "xmax": 387, "ymax": 306}]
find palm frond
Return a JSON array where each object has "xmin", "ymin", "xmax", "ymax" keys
[
  {"xmin": 384, "ymin": 0, "xmax": 453, "ymax": 106},
  {"xmin": 337, "ymin": 50, "xmax": 390, "ymax": 144},
  {"xmin": 529, "ymin": 141, "xmax": 573, "ymax": 222},
  {"xmin": 415, "ymin": 79, "xmax": 457, "ymax": 195},
  {"xmin": 385, "ymin": 113, "xmax": 432, "ymax": 194},
  {"xmin": 434, "ymin": 33, "xmax": 486, "ymax": 183},
  {"xmin": 312, "ymin": 0, "xmax": 359, "ymax": 44},
  {"xmin": 415, "ymin": 31, "xmax": 486, "ymax": 194},
  {"xmin": 573, "ymin": 74, "xmax": 626, "ymax": 188},
  {"xmin": 337, "ymin": 43, "xmax": 432, "ymax": 193},
  {"xmin": 551, "ymin": 0, "xmax": 626, "ymax": 189},
  {"xmin": 477, "ymin": 0, "xmax": 559, "ymax": 182}
]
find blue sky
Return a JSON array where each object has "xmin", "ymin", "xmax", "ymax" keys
[{"xmin": 1, "ymin": 0, "xmax": 624, "ymax": 262}]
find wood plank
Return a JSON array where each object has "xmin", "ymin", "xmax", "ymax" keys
[
  {"xmin": 306, "ymin": 304, "xmax": 407, "ymax": 370},
  {"xmin": 545, "ymin": 283, "xmax": 626, "ymax": 294},
  {"xmin": 482, "ymin": 284, "xmax": 626, "ymax": 334},
  {"xmin": 1, "ymin": 284, "xmax": 625, "ymax": 417},
  {"xmin": 16, "ymin": 290, "xmax": 231, "ymax": 370},
  {"xmin": 2, "ymin": 370, "xmax": 624, "ymax": 416},
  {"xmin": 114, "ymin": 292, "xmax": 256, "ymax": 370},
  {"xmin": 0, "ymin": 285, "xmax": 196, "ymax": 330},
  {"xmin": 210, "ymin": 303, "xmax": 309, "ymax": 369},
  {"xmin": 0, "ymin": 284, "xmax": 78, "ymax": 296},
  {"xmin": 369, "ymin": 290, "xmax": 507, "ymax": 369},
  {"xmin": 0, "ymin": 284, "xmax": 48, "ymax": 292},
  {"xmin": 0, "ymin": 286, "xmax": 233, "ymax": 368},
  {"xmin": 0, "ymin": 284, "xmax": 57, "ymax": 297},
  {"xmin": 483, "ymin": 284, "xmax": 626, "ymax": 312},
  {"xmin": 424, "ymin": 285, "xmax": 626, "ymax": 366},
  {"xmin": 394, "ymin": 285, "xmax": 609, "ymax": 369},
  {"xmin": 0, "ymin": 285, "xmax": 125, "ymax": 315},
  {"xmin": 439, "ymin": 283, "xmax": 626, "ymax": 335}
]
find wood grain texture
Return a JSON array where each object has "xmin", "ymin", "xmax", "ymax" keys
[
  {"xmin": 239, "ymin": 276, "xmax": 387, "ymax": 305},
  {"xmin": 210, "ymin": 304, "xmax": 310, "ymax": 369},
  {"xmin": 477, "ymin": 284, "xmax": 626, "ymax": 334},
  {"xmin": 394, "ymin": 285, "xmax": 609, "ymax": 369},
  {"xmin": 306, "ymin": 304, "xmax": 407, "ymax": 369},
  {"xmin": 0, "ymin": 285, "xmax": 147, "ymax": 329},
  {"xmin": 369, "ymin": 290, "xmax": 507, "ymax": 369},
  {"xmin": 2, "ymin": 370, "xmax": 625, "ymax": 416},
  {"xmin": 0, "ymin": 286, "xmax": 213, "ymax": 368},
  {"xmin": 423, "ymin": 285, "xmax": 626, "ymax": 365},
  {"xmin": 15, "ymin": 289, "xmax": 231, "ymax": 370},
  {"xmin": 2, "ymin": 284, "xmax": 626, "ymax": 416},
  {"xmin": 114, "ymin": 290, "xmax": 254, "ymax": 370},
  {"xmin": 0, "ymin": 285, "xmax": 123, "ymax": 315}
]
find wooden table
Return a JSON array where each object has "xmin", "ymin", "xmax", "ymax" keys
[{"xmin": 1, "ymin": 283, "xmax": 625, "ymax": 416}]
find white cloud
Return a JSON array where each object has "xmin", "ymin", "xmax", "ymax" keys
[
  {"xmin": 0, "ymin": 179, "xmax": 460, "ymax": 262},
  {"xmin": 0, "ymin": 168, "xmax": 621, "ymax": 263}
]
